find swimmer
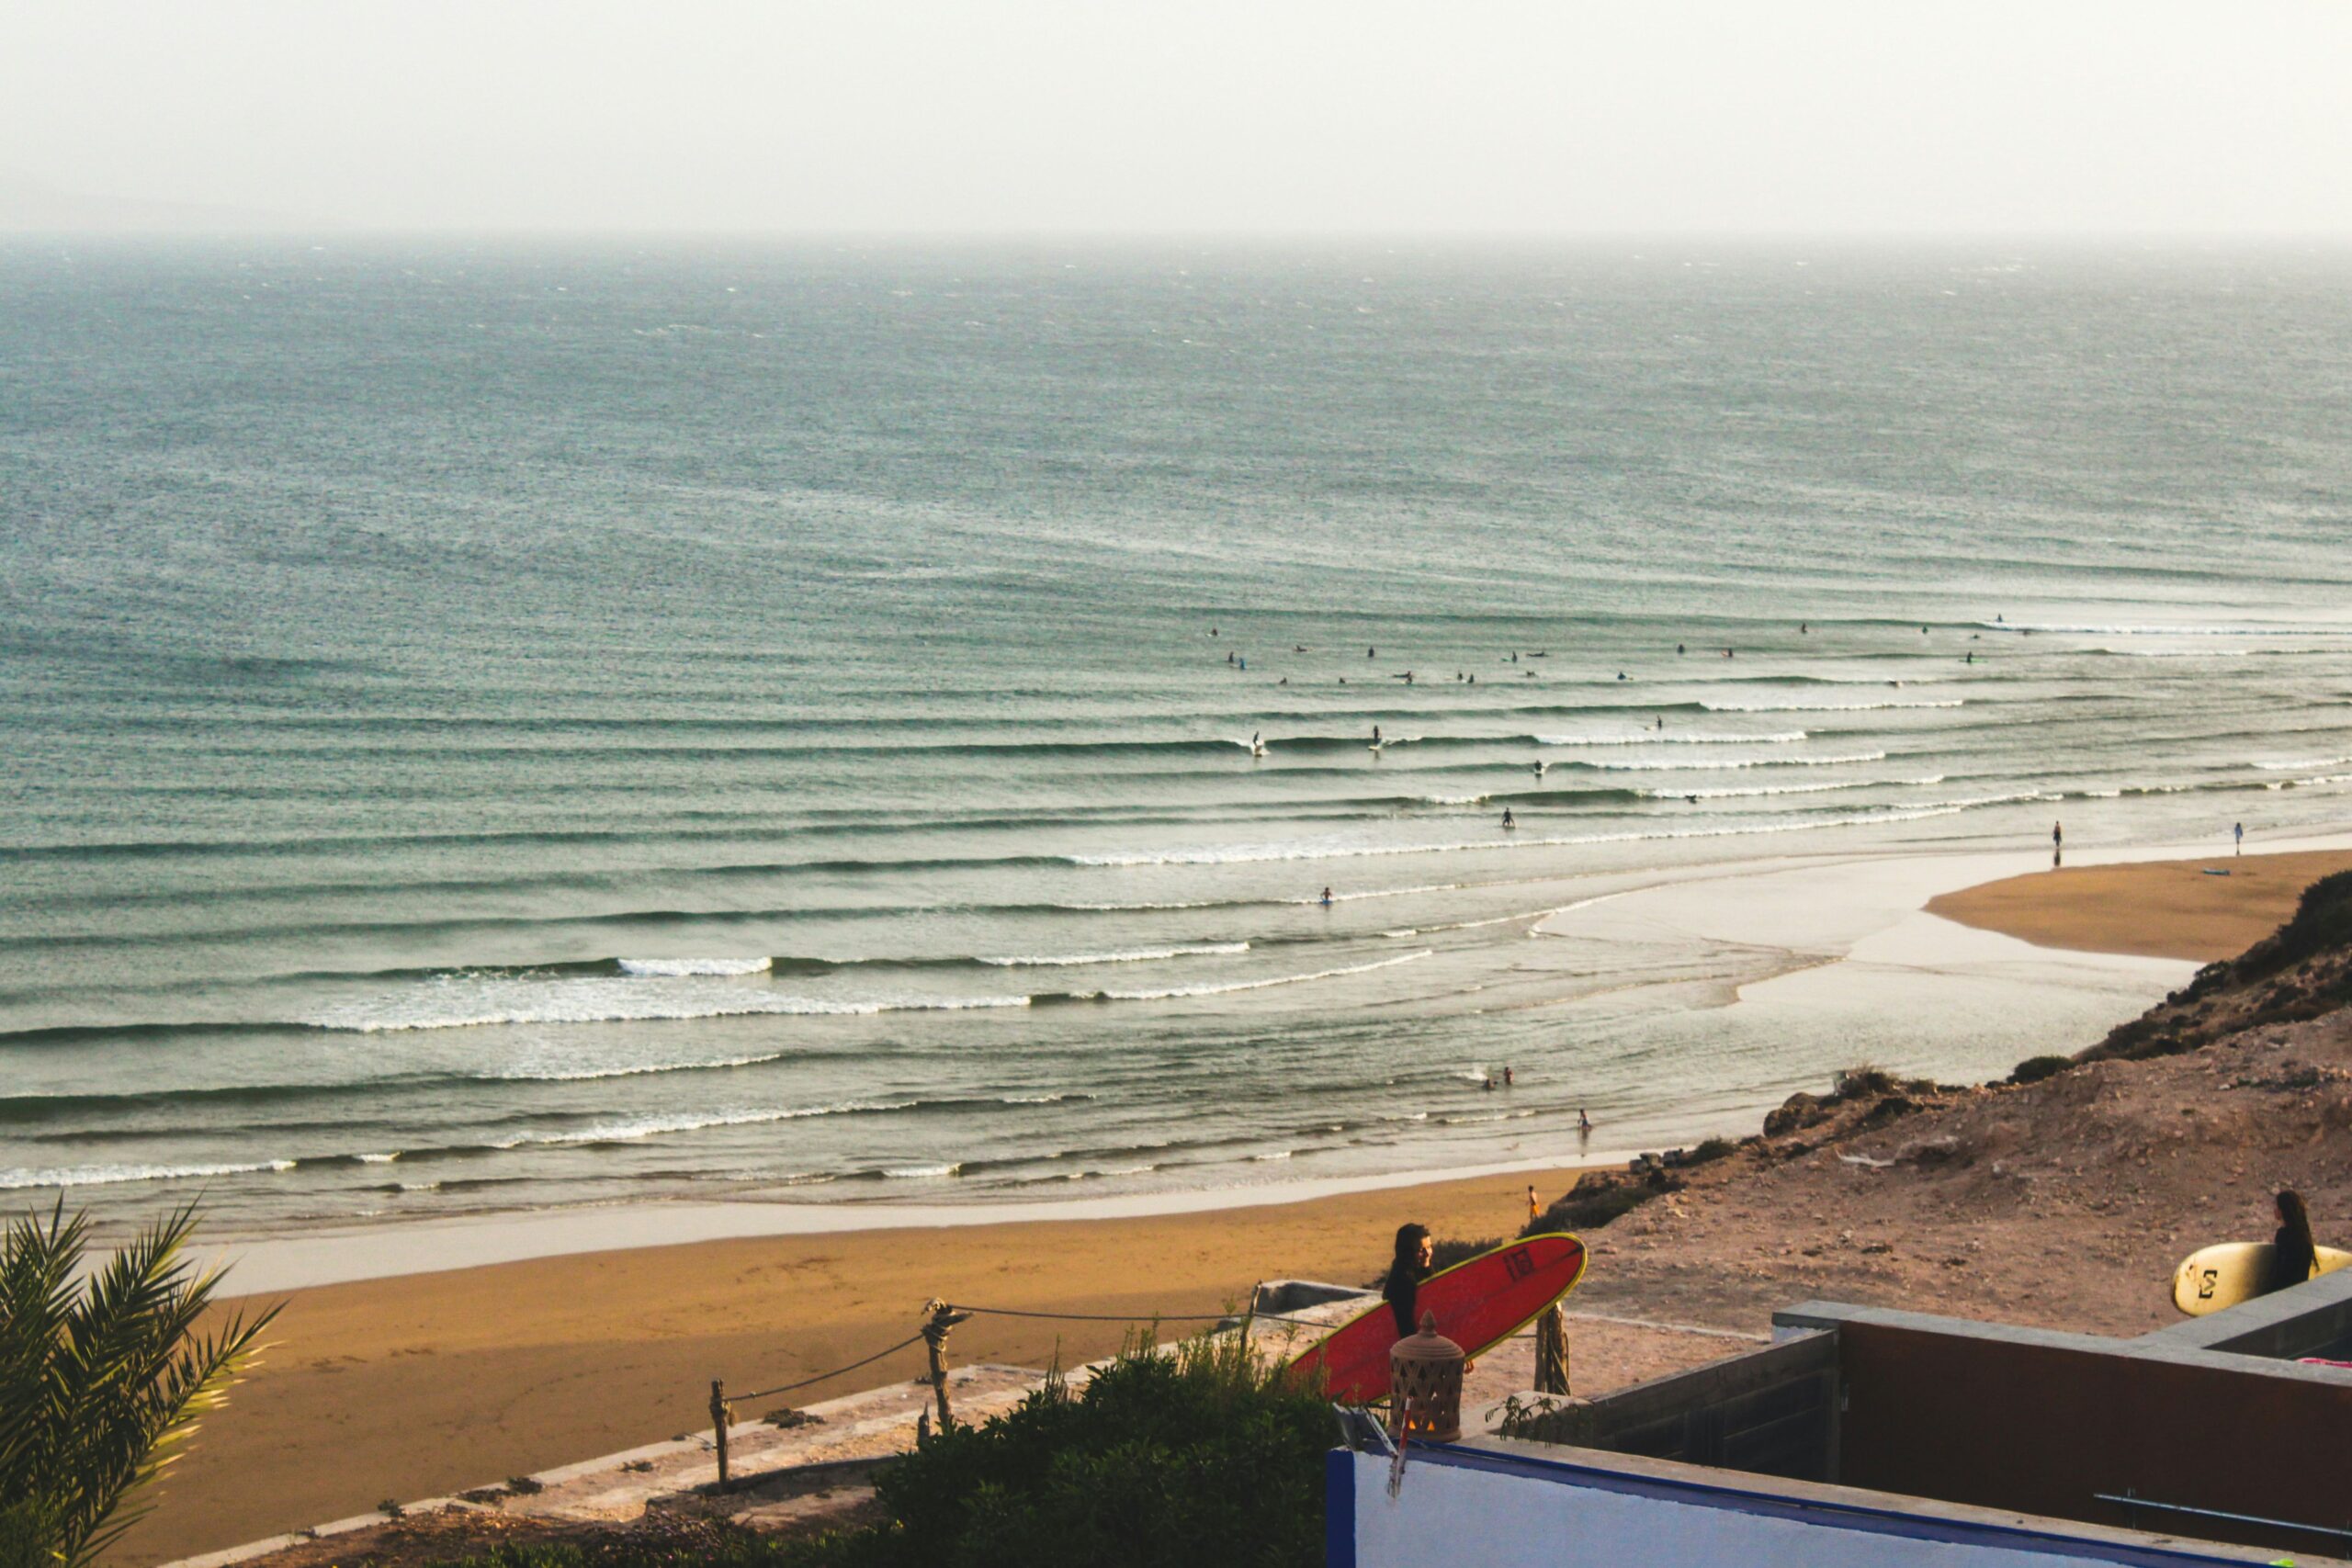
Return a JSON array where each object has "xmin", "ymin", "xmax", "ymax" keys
[
  {"xmin": 1616, "ymin": 671, "xmax": 1627, "ymax": 681},
  {"xmin": 1320, "ymin": 886, "xmax": 1334, "ymax": 908}
]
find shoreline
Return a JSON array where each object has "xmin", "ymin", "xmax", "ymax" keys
[
  {"xmin": 113, "ymin": 829, "xmax": 2352, "ymax": 1561},
  {"xmin": 185, "ymin": 832, "xmax": 2352, "ymax": 1299}
]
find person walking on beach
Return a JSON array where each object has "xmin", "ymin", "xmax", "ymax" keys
[
  {"xmin": 1385, "ymin": 1224, "xmax": 1434, "ymax": 1336},
  {"xmin": 2262, "ymin": 1190, "xmax": 2320, "ymax": 1296},
  {"xmin": 2052, "ymin": 820, "xmax": 2063, "ymax": 868},
  {"xmin": 2235, "ymin": 821, "xmax": 2245, "ymax": 855},
  {"xmin": 1527, "ymin": 1184, "xmax": 1540, "ymax": 1224},
  {"xmin": 1577, "ymin": 1107, "xmax": 1592, "ymax": 1134}
]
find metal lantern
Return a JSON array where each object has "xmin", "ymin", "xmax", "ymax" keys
[{"xmin": 1389, "ymin": 1311, "xmax": 1464, "ymax": 1443}]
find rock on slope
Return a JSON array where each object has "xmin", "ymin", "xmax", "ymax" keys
[{"xmin": 1534, "ymin": 870, "xmax": 2352, "ymax": 1340}]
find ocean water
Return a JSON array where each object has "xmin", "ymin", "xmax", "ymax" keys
[{"xmin": 4, "ymin": 240, "xmax": 2351, "ymax": 1237}]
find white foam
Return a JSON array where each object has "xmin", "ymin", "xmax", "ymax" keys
[
  {"xmin": 1645, "ymin": 774, "xmax": 1943, "ymax": 800},
  {"xmin": 1069, "ymin": 789, "xmax": 2052, "ymax": 869},
  {"xmin": 2256, "ymin": 755, "xmax": 2352, "ymax": 772},
  {"xmin": 978, "ymin": 942, "xmax": 1248, "ymax": 966},
  {"xmin": 617, "ymin": 956, "xmax": 773, "ymax": 977},
  {"xmin": 880, "ymin": 1163, "xmax": 961, "ymax": 1179},
  {"xmin": 483, "ymin": 1051, "xmax": 794, "ymax": 1083},
  {"xmin": 1535, "ymin": 729, "xmax": 1808, "ymax": 746},
  {"xmin": 1577, "ymin": 750, "xmax": 1890, "ymax": 773},
  {"xmin": 1978, "ymin": 621, "xmax": 2330, "ymax": 637},
  {"xmin": 311, "ymin": 984, "xmax": 1028, "ymax": 1033},
  {"xmin": 496, "ymin": 1102, "xmax": 910, "ymax": 1150},
  {"xmin": 1091, "ymin": 949, "xmax": 1435, "ymax": 1001},
  {"xmin": 1, "ymin": 1158, "xmax": 297, "ymax": 1190},
  {"xmin": 1701, "ymin": 698, "xmax": 1962, "ymax": 713}
]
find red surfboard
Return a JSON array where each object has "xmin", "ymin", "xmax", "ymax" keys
[{"xmin": 1285, "ymin": 1232, "xmax": 1588, "ymax": 1403}]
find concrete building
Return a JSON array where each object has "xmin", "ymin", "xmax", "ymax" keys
[{"xmin": 1333, "ymin": 1266, "xmax": 2352, "ymax": 1566}]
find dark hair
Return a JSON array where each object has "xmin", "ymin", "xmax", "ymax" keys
[
  {"xmin": 2278, "ymin": 1190, "xmax": 2316, "ymax": 1250},
  {"xmin": 1392, "ymin": 1223, "xmax": 1431, "ymax": 1272}
]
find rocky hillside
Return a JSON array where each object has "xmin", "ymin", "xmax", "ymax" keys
[{"xmin": 1525, "ymin": 869, "xmax": 2352, "ymax": 1339}]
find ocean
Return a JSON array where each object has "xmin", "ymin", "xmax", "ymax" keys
[{"xmin": 4, "ymin": 239, "xmax": 2350, "ymax": 1238}]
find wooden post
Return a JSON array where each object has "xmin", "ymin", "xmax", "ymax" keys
[
  {"xmin": 1240, "ymin": 1280, "xmax": 1263, "ymax": 1345},
  {"xmin": 1534, "ymin": 1302, "xmax": 1571, "ymax": 1396},
  {"xmin": 708, "ymin": 1379, "xmax": 733, "ymax": 1490},
  {"xmin": 921, "ymin": 1299, "xmax": 972, "ymax": 1431}
]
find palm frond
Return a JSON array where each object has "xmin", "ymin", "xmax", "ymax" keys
[{"xmin": 0, "ymin": 1201, "xmax": 279, "ymax": 1568}]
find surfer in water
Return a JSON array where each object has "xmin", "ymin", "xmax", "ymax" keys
[
  {"xmin": 2263, "ymin": 1190, "xmax": 2320, "ymax": 1296},
  {"xmin": 1385, "ymin": 1224, "xmax": 1434, "ymax": 1336},
  {"xmin": 1319, "ymin": 886, "xmax": 1334, "ymax": 908},
  {"xmin": 1500, "ymin": 808, "xmax": 1516, "ymax": 831}
]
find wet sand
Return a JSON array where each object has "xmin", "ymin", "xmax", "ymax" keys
[{"xmin": 1927, "ymin": 847, "xmax": 2352, "ymax": 963}]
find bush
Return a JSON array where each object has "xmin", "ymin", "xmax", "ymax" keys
[
  {"xmin": 434, "ymin": 1337, "xmax": 1329, "ymax": 1568},
  {"xmin": 1833, "ymin": 1066, "xmax": 1895, "ymax": 1099},
  {"xmin": 1683, "ymin": 1136, "xmax": 1736, "ymax": 1166},
  {"xmin": 1522, "ymin": 1170, "xmax": 1669, "ymax": 1235},
  {"xmin": 2010, "ymin": 1055, "xmax": 2075, "ymax": 1085}
]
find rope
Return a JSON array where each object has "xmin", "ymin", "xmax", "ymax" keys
[
  {"xmin": 730, "ymin": 1331, "xmax": 929, "ymax": 1404},
  {"xmin": 942, "ymin": 1301, "xmax": 1328, "ymax": 1327}
]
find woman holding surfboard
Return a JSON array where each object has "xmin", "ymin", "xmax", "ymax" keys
[{"xmin": 1385, "ymin": 1224, "xmax": 1433, "ymax": 1335}]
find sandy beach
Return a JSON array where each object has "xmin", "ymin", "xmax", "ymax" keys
[
  {"xmin": 107, "ymin": 842, "xmax": 2352, "ymax": 1562},
  {"xmin": 126, "ymin": 1164, "xmax": 1605, "ymax": 1562},
  {"xmin": 1928, "ymin": 846, "xmax": 2352, "ymax": 962}
]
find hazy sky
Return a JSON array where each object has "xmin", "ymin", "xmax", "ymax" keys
[{"xmin": 6, "ymin": 0, "xmax": 2350, "ymax": 233}]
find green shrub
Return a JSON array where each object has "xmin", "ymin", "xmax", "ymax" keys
[
  {"xmin": 1684, "ymin": 1136, "xmax": 1736, "ymax": 1166},
  {"xmin": 442, "ymin": 1334, "xmax": 1332, "ymax": 1568},
  {"xmin": 2010, "ymin": 1055, "xmax": 2075, "ymax": 1085}
]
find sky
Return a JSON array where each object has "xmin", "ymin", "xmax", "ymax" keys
[{"xmin": 5, "ymin": 0, "xmax": 2350, "ymax": 234}]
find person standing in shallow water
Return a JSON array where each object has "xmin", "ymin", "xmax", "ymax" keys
[
  {"xmin": 1385, "ymin": 1224, "xmax": 1434, "ymax": 1336},
  {"xmin": 2263, "ymin": 1190, "xmax": 2320, "ymax": 1296}
]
